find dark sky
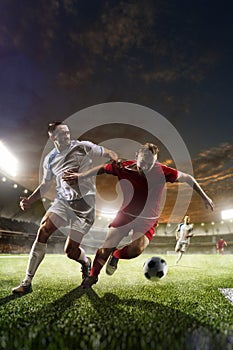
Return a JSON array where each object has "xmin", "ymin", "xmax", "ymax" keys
[{"xmin": 0, "ymin": 0, "xmax": 233, "ymax": 223}]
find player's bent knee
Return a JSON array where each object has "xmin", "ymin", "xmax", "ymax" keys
[
  {"xmin": 64, "ymin": 240, "xmax": 81, "ymax": 260},
  {"xmin": 38, "ymin": 223, "xmax": 53, "ymax": 242},
  {"xmin": 66, "ymin": 250, "xmax": 74, "ymax": 259},
  {"xmin": 65, "ymin": 248, "xmax": 76, "ymax": 260},
  {"xmin": 64, "ymin": 245, "xmax": 75, "ymax": 259},
  {"xmin": 130, "ymin": 246, "xmax": 144, "ymax": 258},
  {"xmin": 98, "ymin": 247, "xmax": 113, "ymax": 259}
]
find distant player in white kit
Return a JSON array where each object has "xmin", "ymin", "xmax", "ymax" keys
[
  {"xmin": 12, "ymin": 121, "xmax": 118, "ymax": 295},
  {"xmin": 175, "ymin": 215, "xmax": 193, "ymax": 265}
]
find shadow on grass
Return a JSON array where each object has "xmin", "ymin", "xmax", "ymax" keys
[
  {"xmin": 0, "ymin": 294, "xmax": 18, "ymax": 306},
  {"xmin": 0, "ymin": 285, "xmax": 116, "ymax": 309},
  {"xmin": 0, "ymin": 290, "xmax": 33, "ymax": 306},
  {"xmin": 1, "ymin": 286, "xmax": 232, "ymax": 350}
]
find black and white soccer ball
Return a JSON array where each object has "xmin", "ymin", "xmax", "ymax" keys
[{"xmin": 143, "ymin": 256, "xmax": 168, "ymax": 281}]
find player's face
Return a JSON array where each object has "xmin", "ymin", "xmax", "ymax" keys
[
  {"xmin": 136, "ymin": 148, "xmax": 157, "ymax": 173},
  {"xmin": 51, "ymin": 125, "xmax": 71, "ymax": 148}
]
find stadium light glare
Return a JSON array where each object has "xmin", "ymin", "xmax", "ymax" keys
[
  {"xmin": 221, "ymin": 209, "xmax": 233, "ymax": 220},
  {"xmin": 0, "ymin": 141, "xmax": 18, "ymax": 177},
  {"xmin": 100, "ymin": 208, "xmax": 117, "ymax": 219}
]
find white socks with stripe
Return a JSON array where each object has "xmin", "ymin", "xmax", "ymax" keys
[{"xmin": 23, "ymin": 241, "xmax": 47, "ymax": 284}]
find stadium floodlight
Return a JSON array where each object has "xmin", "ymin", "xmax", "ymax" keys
[
  {"xmin": 100, "ymin": 208, "xmax": 117, "ymax": 219},
  {"xmin": 0, "ymin": 140, "xmax": 18, "ymax": 177},
  {"xmin": 221, "ymin": 209, "xmax": 233, "ymax": 220}
]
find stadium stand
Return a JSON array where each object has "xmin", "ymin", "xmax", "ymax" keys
[
  {"xmin": 0, "ymin": 172, "xmax": 67, "ymax": 253},
  {"xmin": 0, "ymin": 172, "xmax": 232, "ymax": 255},
  {"xmin": 0, "ymin": 216, "xmax": 68, "ymax": 253},
  {"xmin": 1, "ymin": 216, "xmax": 233, "ymax": 254}
]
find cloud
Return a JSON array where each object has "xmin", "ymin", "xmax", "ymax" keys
[
  {"xmin": 193, "ymin": 143, "xmax": 233, "ymax": 179},
  {"xmin": 191, "ymin": 144, "xmax": 233, "ymax": 210},
  {"xmin": 0, "ymin": 0, "xmax": 221, "ymax": 91},
  {"xmin": 164, "ymin": 143, "xmax": 233, "ymax": 222}
]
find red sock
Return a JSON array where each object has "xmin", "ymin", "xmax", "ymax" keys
[
  {"xmin": 113, "ymin": 246, "xmax": 130, "ymax": 259},
  {"xmin": 90, "ymin": 249, "xmax": 109, "ymax": 277}
]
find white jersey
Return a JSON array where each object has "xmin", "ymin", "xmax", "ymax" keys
[
  {"xmin": 43, "ymin": 140, "xmax": 104, "ymax": 201},
  {"xmin": 176, "ymin": 223, "xmax": 193, "ymax": 244}
]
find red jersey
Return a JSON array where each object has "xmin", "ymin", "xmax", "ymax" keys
[
  {"xmin": 217, "ymin": 239, "xmax": 226, "ymax": 249},
  {"xmin": 105, "ymin": 160, "xmax": 178, "ymax": 220}
]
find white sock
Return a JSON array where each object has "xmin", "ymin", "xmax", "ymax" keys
[
  {"xmin": 176, "ymin": 252, "xmax": 182, "ymax": 264},
  {"xmin": 24, "ymin": 241, "xmax": 47, "ymax": 283},
  {"xmin": 78, "ymin": 247, "xmax": 88, "ymax": 264}
]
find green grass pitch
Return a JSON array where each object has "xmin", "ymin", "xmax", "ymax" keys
[{"xmin": 0, "ymin": 253, "xmax": 233, "ymax": 350}]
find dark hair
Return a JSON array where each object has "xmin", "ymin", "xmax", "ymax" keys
[
  {"xmin": 140, "ymin": 143, "xmax": 159, "ymax": 155},
  {"xmin": 48, "ymin": 121, "xmax": 63, "ymax": 135}
]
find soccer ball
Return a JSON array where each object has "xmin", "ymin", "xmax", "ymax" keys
[{"xmin": 143, "ymin": 256, "xmax": 168, "ymax": 281}]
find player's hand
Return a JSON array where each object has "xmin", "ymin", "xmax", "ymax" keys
[
  {"xmin": 111, "ymin": 158, "xmax": 124, "ymax": 169},
  {"xmin": 62, "ymin": 170, "xmax": 79, "ymax": 185},
  {"xmin": 186, "ymin": 233, "xmax": 193, "ymax": 238},
  {"xmin": 107, "ymin": 150, "xmax": 118, "ymax": 162},
  {"xmin": 19, "ymin": 197, "xmax": 31, "ymax": 211},
  {"xmin": 203, "ymin": 196, "xmax": 214, "ymax": 211}
]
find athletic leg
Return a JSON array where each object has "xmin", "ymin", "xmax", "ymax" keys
[
  {"xmin": 105, "ymin": 232, "xmax": 149, "ymax": 276},
  {"xmin": 64, "ymin": 231, "xmax": 86, "ymax": 262},
  {"xmin": 80, "ymin": 227, "xmax": 127, "ymax": 288},
  {"xmin": 176, "ymin": 242, "xmax": 187, "ymax": 265},
  {"xmin": 12, "ymin": 212, "xmax": 65, "ymax": 294},
  {"xmin": 93, "ymin": 227, "xmax": 127, "ymax": 275},
  {"xmin": 64, "ymin": 233, "xmax": 92, "ymax": 280},
  {"xmin": 176, "ymin": 251, "xmax": 183, "ymax": 265},
  {"xmin": 113, "ymin": 233, "xmax": 149, "ymax": 259}
]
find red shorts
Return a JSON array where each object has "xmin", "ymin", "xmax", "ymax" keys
[
  {"xmin": 217, "ymin": 244, "xmax": 224, "ymax": 249},
  {"xmin": 109, "ymin": 211, "xmax": 157, "ymax": 241}
]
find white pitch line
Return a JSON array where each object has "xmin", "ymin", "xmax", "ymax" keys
[{"xmin": 219, "ymin": 288, "xmax": 233, "ymax": 306}]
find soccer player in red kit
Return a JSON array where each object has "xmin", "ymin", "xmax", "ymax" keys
[
  {"xmin": 63, "ymin": 143, "xmax": 214, "ymax": 288},
  {"xmin": 216, "ymin": 238, "xmax": 227, "ymax": 255}
]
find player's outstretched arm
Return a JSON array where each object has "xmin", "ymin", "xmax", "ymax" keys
[
  {"xmin": 177, "ymin": 172, "xmax": 214, "ymax": 211},
  {"xmin": 62, "ymin": 165, "xmax": 106, "ymax": 186},
  {"xmin": 19, "ymin": 180, "xmax": 52, "ymax": 211},
  {"xmin": 102, "ymin": 147, "xmax": 118, "ymax": 162}
]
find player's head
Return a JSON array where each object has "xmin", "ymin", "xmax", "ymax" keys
[
  {"xmin": 136, "ymin": 143, "xmax": 159, "ymax": 173},
  {"xmin": 184, "ymin": 215, "xmax": 190, "ymax": 224},
  {"xmin": 48, "ymin": 121, "xmax": 71, "ymax": 149}
]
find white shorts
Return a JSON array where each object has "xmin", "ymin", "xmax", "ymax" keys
[
  {"xmin": 175, "ymin": 240, "xmax": 189, "ymax": 253},
  {"xmin": 47, "ymin": 196, "xmax": 95, "ymax": 235}
]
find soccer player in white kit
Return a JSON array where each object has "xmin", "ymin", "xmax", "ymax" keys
[
  {"xmin": 12, "ymin": 121, "xmax": 118, "ymax": 294},
  {"xmin": 175, "ymin": 215, "xmax": 193, "ymax": 265}
]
